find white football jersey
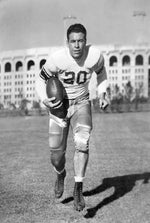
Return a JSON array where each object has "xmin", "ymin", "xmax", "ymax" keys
[{"xmin": 43, "ymin": 45, "xmax": 106, "ymax": 100}]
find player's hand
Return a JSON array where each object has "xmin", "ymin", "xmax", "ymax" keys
[
  {"xmin": 99, "ymin": 98, "xmax": 109, "ymax": 110},
  {"xmin": 43, "ymin": 97, "xmax": 62, "ymax": 109},
  {"xmin": 99, "ymin": 93, "xmax": 109, "ymax": 110}
]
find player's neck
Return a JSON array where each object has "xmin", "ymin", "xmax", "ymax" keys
[{"xmin": 74, "ymin": 56, "xmax": 83, "ymax": 63}]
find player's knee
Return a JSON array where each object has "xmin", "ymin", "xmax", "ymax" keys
[{"xmin": 74, "ymin": 126, "xmax": 91, "ymax": 153}]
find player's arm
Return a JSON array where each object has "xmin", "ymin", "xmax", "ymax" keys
[
  {"xmin": 36, "ymin": 75, "xmax": 60, "ymax": 109},
  {"xmin": 35, "ymin": 60, "xmax": 60, "ymax": 109},
  {"xmin": 95, "ymin": 54, "xmax": 109, "ymax": 110}
]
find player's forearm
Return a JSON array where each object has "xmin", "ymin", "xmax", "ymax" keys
[
  {"xmin": 98, "ymin": 81, "xmax": 109, "ymax": 110},
  {"xmin": 97, "ymin": 79, "xmax": 108, "ymax": 96}
]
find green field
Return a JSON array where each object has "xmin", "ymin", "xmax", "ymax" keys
[{"xmin": 0, "ymin": 112, "xmax": 150, "ymax": 223}]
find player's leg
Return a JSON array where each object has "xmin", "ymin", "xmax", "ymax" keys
[
  {"xmin": 71, "ymin": 101, "xmax": 92, "ymax": 211},
  {"xmin": 49, "ymin": 114, "xmax": 69, "ymax": 198},
  {"xmin": 71, "ymin": 101, "xmax": 92, "ymax": 181}
]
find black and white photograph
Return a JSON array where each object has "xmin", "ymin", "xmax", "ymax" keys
[{"xmin": 0, "ymin": 0, "xmax": 150, "ymax": 222}]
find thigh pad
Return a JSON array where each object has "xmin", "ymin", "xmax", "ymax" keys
[{"xmin": 49, "ymin": 118, "xmax": 64, "ymax": 149}]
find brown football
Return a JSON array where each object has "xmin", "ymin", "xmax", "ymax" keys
[{"xmin": 46, "ymin": 77, "xmax": 67, "ymax": 119}]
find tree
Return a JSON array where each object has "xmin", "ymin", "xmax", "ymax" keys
[
  {"xmin": 124, "ymin": 81, "xmax": 133, "ymax": 111},
  {"xmin": 111, "ymin": 84, "xmax": 123, "ymax": 112},
  {"xmin": 0, "ymin": 103, "xmax": 4, "ymax": 110},
  {"xmin": 8, "ymin": 103, "xmax": 16, "ymax": 110},
  {"xmin": 32, "ymin": 100, "xmax": 42, "ymax": 115},
  {"xmin": 20, "ymin": 98, "xmax": 30, "ymax": 115},
  {"xmin": 133, "ymin": 83, "xmax": 143, "ymax": 110}
]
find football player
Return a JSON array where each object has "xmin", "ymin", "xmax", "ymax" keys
[{"xmin": 36, "ymin": 23, "xmax": 108, "ymax": 211}]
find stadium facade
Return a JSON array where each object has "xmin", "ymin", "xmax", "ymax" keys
[{"xmin": 0, "ymin": 44, "xmax": 150, "ymax": 108}]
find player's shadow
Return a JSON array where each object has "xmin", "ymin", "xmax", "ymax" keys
[{"xmin": 62, "ymin": 172, "xmax": 150, "ymax": 218}]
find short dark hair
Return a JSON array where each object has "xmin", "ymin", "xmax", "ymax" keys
[{"xmin": 67, "ymin": 23, "xmax": 87, "ymax": 41}]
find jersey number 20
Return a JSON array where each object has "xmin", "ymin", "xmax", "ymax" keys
[{"xmin": 64, "ymin": 71, "xmax": 88, "ymax": 85}]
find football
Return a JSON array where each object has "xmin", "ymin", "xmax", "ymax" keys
[{"xmin": 46, "ymin": 77, "xmax": 67, "ymax": 119}]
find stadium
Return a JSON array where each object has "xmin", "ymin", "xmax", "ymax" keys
[{"xmin": 0, "ymin": 43, "xmax": 150, "ymax": 109}]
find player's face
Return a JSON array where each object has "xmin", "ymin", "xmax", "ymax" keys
[{"xmin": 67, "ymin": 32, "xmax": 86, "ymax": 60}]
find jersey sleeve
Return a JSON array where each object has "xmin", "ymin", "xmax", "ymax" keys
[
  {"xmin": 94, "ymin": 54, "xmax": 108, "ymax": 94},
  {"xmin": 39, "ymin": 54, "xmax": 58, "ymax": 81}
]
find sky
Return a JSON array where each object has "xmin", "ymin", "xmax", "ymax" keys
[{"xmin": 0, "ymin": 0, "xmax": 150, "ymax": 52}]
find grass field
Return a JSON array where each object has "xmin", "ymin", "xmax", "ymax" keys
[{"xmin": 0, "ymin": 112, "xmax": 150, "ymax": 223}]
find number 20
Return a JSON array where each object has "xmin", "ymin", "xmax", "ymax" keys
[{"xmin": 64, "ymin": 71, "xmax": 88, "ymax": 84}]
